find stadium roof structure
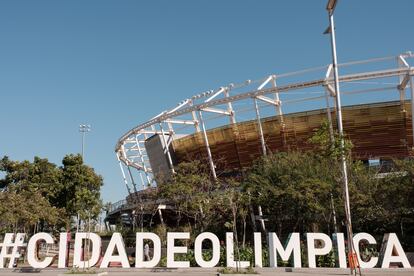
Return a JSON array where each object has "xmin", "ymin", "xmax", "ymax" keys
[{"xmin": 115, "ymin": 52, "xmax": 414, "ymax": 194}]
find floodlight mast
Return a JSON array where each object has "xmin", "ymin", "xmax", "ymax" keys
[
  {"xmin": 325, "ymin": 1, "xmax": 360, "ymax": 275},
  {"xmin": 77, "ymin": 124, "xmax": 91, "ymax": 234},
  {"xmin": 79, "ymin": 124, "xmax": 91, "ymax": 161},
  {"xmin": 326, "ymin": 0, "xmax": 338, "ymax": 12}
]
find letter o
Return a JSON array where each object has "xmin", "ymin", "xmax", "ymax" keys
[{"xmin": 194, "ymin": 232, "xmax": 220, "ymax": 268}]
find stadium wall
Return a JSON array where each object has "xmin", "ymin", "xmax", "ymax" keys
[{"xmin": 171, "ymin": 101, "xmax": 413, "ymax": 172}]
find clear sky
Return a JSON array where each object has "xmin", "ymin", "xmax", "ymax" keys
[{"xmin": 1, "ymin": 0, "xmax": 413, "ymax": 204}]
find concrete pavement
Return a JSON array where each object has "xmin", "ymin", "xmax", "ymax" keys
[{"xmin": 1, "ymin": 267, "xmax": 414, "ymax": 276}]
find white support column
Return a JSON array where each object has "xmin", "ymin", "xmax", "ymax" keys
[
  {"xmin": 189, "ymin": 100, "xmax": 201, "ymax": 132},
  {"xmin": 271, "ymin": 76, "xmax": 286, "ymax": 147},
  {"xmin": 166, "ymin": 133, "xmax": 174, "ymax": 148},
  {"xmin": 117, "ymin": 153, "xmax": 131, "ymax": 194},
  {"xmin": 197, "ymin": 110, "xmax": 217, "ymax": 179},
  {"xmin": 139, "ymin": 172, "xmax": 146, "ymax": 190},
  {"xmin": 135, "ymin": 136, "xmax": 152, "ymax": 186},
  {"xmin": 271, "ymin": 76, "xmax": 284, "ymax": 122},
  {"xmin": 166, "ymin": 122, "xmax": 175, "ymax": 158},
  {"xmin": 127, "ymin": 165, "xmax": 138, "ymax": 193},
  {"xmin": 324, "ymin": 88, "xmax": 335, "ymax": 142},
  {"xmin": 325, "ymin": 64, "xmax": 333, "ymax": 88},
  {"xmin": 167, "ymin": 120, "xmax": 175, "ymax": 137},
  {"xmin": 167, "ymin": 121, "xmax": 174, "ymax": 134},
  {"xmin": 325, "ymin": 64, "xmax": 338, "ymax": 114},
  {"xmin": 397, "ymin": 56, "xmax": 408, "ymax": 110},
  {"xmin": 253, "ymin": 98, "xmax": 267, "ymax": 156},
  {"xmin": 224, "ymin": 88, "xmax": 236, "ymax": 124},
  {"xmin": 158, "ymin": 122, "xmax": 176, "ymax": 174}
]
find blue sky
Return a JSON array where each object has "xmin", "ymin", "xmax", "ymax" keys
[{"xmin": 1, "ymin": 0, "xmax": 413, "ymax": 204}]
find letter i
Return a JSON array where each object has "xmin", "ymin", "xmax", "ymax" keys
[{"xmin": 58, "ymin": 233, "xmax": 68, "ymax": 268}]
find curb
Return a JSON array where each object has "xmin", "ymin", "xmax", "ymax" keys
[{"xmin": 57, "ymin": 272, "xmax": 108, "ymax": 276}]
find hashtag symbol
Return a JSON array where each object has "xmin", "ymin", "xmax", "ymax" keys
[{"xmin": 0, "ymin": 233, "xmax": 26, "ymax": 268}]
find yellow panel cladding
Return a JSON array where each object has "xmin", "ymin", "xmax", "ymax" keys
[{"xmin": 171, "ymin": 101, "xmax": 413, "ymax": 161}]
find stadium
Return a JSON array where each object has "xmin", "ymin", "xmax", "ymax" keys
[{"xmin": 105, "ymin": 52, "xmax": 414, "ymax": 228}]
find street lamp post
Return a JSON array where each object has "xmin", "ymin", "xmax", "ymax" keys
[{"xmin": 324, "ymin": 1, "xmax": 360, "ymax": 274}]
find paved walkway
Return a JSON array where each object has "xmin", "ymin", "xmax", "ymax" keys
[{"xmin": 0, "ymin": 267, "xmax": 414, "ymax": 276}]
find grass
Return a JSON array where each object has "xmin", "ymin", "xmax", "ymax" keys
[
  {"xmin": 218, "ymin": 267, "xmax": 258, "ymax": 274},
  {"xmin": 65, "ymin": 267, "xmax": 98, "ymax": 274}
]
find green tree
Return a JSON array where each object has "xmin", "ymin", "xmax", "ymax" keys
[
  {"xmin": 61, "ymin": 154, "xmax": 103, "ymax": 224},
  {"xmin": 244, "ymin": 121, "xmax": 352, "ymax": 236},
  {"xmin": 0, "ymin": 154, "xmax": 103, "ymax": 232},
  {"xmin": 245, "ymin": 151, "xmax": 337, "ymax": 236},
  {"xmin": 0, "ymin": 156, "xmax": 64, "ymax": 232},
  {"xmin": 349, "ymin": 159, "xmax": 414, "ymax": 249},
  {"xmin": 157, "ymin": 160, "xmax": 220, "ymax": 233},
  {"xmin": 308, "ymin": 120, "xmax": 353, "ymax": 160},
  {"xmin": 0, "ymin": 156, "xmax": 62, "ymax": 199},
  {"xmin": 154, "ymin": 122, "xmax": 414, "ymax": 251},
  {"xmin": 0, "ymin": 186, "xmax": 60, "ymax": 233}
]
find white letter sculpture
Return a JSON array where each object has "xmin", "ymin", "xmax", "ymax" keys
[
  {"xmin": 27, "ymin": 233, "xmax": 54, "ymax": 269},
  {"xmin": 167, "ymin": 232, "xmax": 190, "ymax": 268},
  {"xmin": 226, "ymin": 232, "xmax": 250, "ymax": 268},
  {"xmin": 194, "ymin": 232, "xmax": 220, "ymax": 268},
  {"xmin": 269, "ymin": 232, "xmax": 301, "ymax": 268},
  {"xmin": 73, "ymin": 233, "xmax": 101, "ymax": 268},
  {"xmin": 307, "ymin": 233, "xmax": 332, "ymax": 268},
  {"xmin": 101, "ymin": 232, "xmax": 130, "ymax": 268},
  {"xmin": 381, "ymin": 233, "xmax": 410, "ymax": 268},
  {"xmin": 135, "ymin": 232, "xmax": 161, "ymax": 268}
]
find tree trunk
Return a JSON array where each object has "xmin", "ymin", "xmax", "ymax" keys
[{"xmin": 242, "ymin": 217, "xmax": 246, "ymax": 249}]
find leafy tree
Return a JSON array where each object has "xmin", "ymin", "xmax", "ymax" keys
[
  {"xmin": 157, "ymin": 160, "xmax": 220, "ymax": 232},
  {"xmin": 131, "ymin": 121, "xmax": 414, "ymax": 251},
  {"xmin": 0, "ymin": 156, "xmax": 62, "ymax": 197},
  {"xmin": 0, "ymin": 187, "xmax": 60, "ymax": 233},
  {"xmin": 0, "ymin": 156, "xmax": 64, "ymax": 232},
  {"xmin": 243, "ymin": 121, "xmax": 354, "ymax": 236},
  {"xmin": 60, "ymin": 154, "xmax": 103, "ymax": 223},
  {"xmin": 308, "ymin": 120, "xmax": 353, "ymax": 160},
  {"xmin": 0, "ymin": 154, "xmax": 103, "ymax": 232},
  {"xmin": 243, "ymin": 121, "xmax": 414, "ymax": 251},
  {"xmin": 350, "ymin": 159, "xmax": 414, "ymax": 248},
  {"xmin": 244, "ymin": 151, "xmax": 337, "ymax": 236},
  {"xmin": 157, "ymin": 161, "xmax": 256, "ymax": 257}
]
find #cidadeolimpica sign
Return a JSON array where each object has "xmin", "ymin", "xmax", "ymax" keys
[{"xmin": 0, "ymin": 232, "xmax": 411, "ymax": 269}]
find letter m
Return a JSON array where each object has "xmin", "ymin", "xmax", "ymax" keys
[{"xmin": 269, "ymin": 232, "xmax": 301, "ymax": 268}]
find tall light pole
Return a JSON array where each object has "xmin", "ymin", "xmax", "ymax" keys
[
  {"xmin": 78, "ymin": 124, "xmax": 92, "ymax": 270},
  {"xmin": 79, "ymin": 124, "xmax": 91, "ymax": 160},
  {"xmin": 77, "ymin": 124, "xmax": 91, "ymax": 233},
  {"xmin": 324, "ymin": 1, "xmax": 359, "ymax": 274}
]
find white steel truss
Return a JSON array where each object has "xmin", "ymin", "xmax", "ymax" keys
[{"xmin": 116, "ymin": 52, "xmax": 414, "ymax": 189}]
